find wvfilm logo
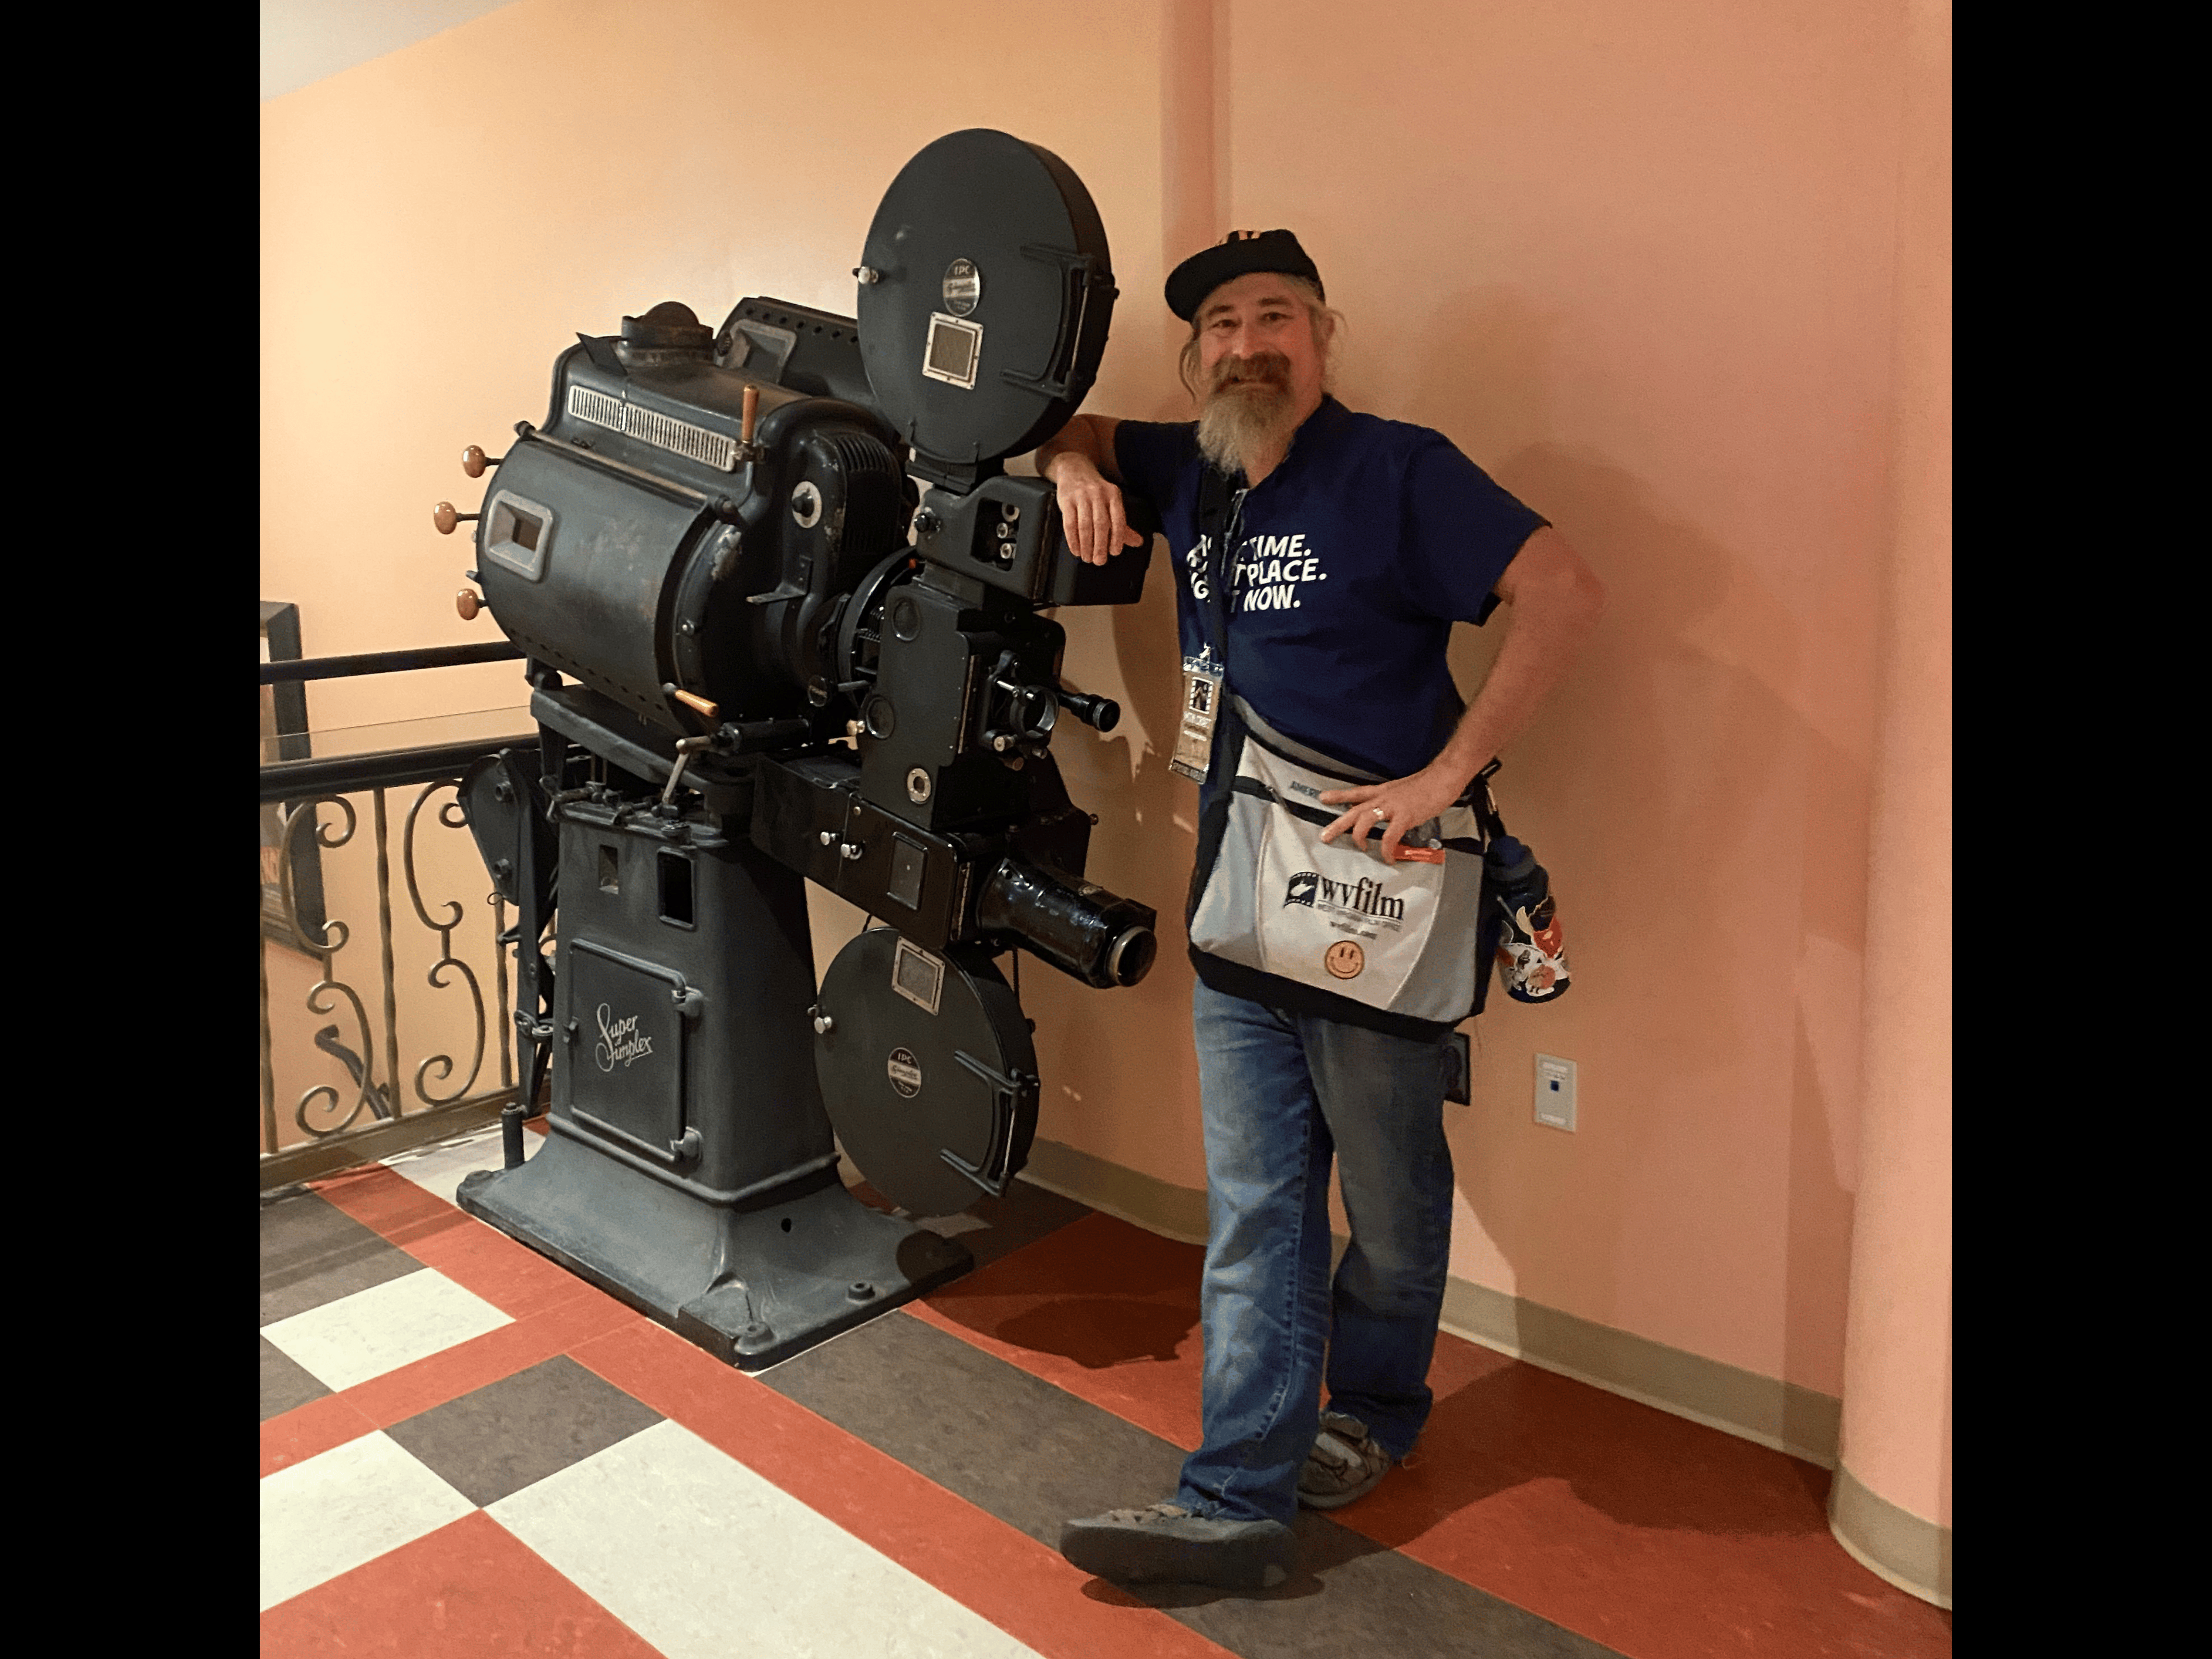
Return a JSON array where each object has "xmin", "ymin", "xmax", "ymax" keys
[{"xmin": 1282, "ymin": 871, "xmax": 1404, "ymax": 922}]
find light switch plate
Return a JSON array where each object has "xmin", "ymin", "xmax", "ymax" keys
[{"xmin": 1535, "ymin": 1054, "xmax": 1576, "ymax": 1130}]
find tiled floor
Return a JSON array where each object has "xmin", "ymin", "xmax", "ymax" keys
[{"xmin": 260, "ymin": 1127, "xmax": 1952, "ymax": 1657}]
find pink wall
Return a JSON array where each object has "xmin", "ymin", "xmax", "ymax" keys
[{"xmin": 263, "ymin": 0, "xmax": 1946, "ymax": 1507}]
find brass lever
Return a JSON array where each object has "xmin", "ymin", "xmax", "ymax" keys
[
  {"xmin": 433, "ymin": 502, "xmax": 479, "ymax": 535},
  {"xmin": 457, "ymin": 588, "xmax": 483, "ymax": 621},
  {"xmin": 461, "ymin": 445, "xmax": 505, "ymax": 478}
]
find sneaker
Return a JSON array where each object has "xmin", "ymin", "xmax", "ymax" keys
[
  {"xmin": 1297, "ymin": 1412, "xmax": 1394, "ymax": 1510},
  {"xmin": 1058, "ymin": 1501, "xmax": 1297, "ymax": 1589}
]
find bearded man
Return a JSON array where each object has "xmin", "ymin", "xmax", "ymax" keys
[{"xmin": 1035, "ymin": 230, "xmax": 1609, "ymax": 1590}]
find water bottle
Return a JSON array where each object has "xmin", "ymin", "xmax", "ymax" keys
[{"xmin": 1485, "ymin": 836, "xmax": 1570, "ymax": 1003}]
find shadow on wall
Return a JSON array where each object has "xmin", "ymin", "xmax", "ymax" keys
[
  {"xmin": 1406, "ymin": 285, "xmax": 1867, "ymax": 1394},
  {"xmin": 1021, "ymin": 529, "xmax": 1207, "ymax": 1185}
]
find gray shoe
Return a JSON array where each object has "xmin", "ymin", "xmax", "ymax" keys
[
  {"xmin": 1058, "ymin": 1501, "xmax": 1297, "ymax": 1589},
  {"xmin": 1297, "ymin": 1412, "xmax": 1394, "ymax": 1510}
]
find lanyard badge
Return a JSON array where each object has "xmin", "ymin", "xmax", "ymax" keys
[
  {"xmin": 1170, "ymin": 648, "xmax": 1223, "ymax": 783},
  {"xmin": 1171, "ymin": 479, "xmax": 1246, "ymax": 786}
]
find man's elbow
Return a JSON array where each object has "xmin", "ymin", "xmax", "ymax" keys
[
  {"xmin": 1541, "ymin": 535, "xmax": 1608, "ymax": 632},
  {"xmin": 1527, "ymin": 543, "xmax": 1608, "ymax": 634}
]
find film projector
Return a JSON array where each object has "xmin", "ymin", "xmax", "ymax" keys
[{"xmin": 445, "ymin": 131, "xmax": 1157, "ymax": 1369}]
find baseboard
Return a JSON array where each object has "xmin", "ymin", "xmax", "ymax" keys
[
  {"xmin": 1020, "ymin": 1137, "xmax": 1210, "ymax": 1243},
  {"xmin": 1020, "ymin": 1136, "xmax": 1842, "ymax": 1470},
  {"xmin": 258, "ymin": 1089, "xmax": 519, "ymax": 1192},
  {"xmin": 1829, "ymin": 1461, "xmax": 1951, "ymax": 1609},
  {"xmin": 1435, "ymin": 1274, "xmax": 1840, "ymax": 1468}
]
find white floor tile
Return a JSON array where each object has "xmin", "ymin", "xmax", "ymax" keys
[
  {"xmin": 262, "ymin": 1267, "xmax": 513, "ymax": 1392},
  {"xmin": 383, "ymin": 1123, "xmax": 533, "ymax": 1204},
  {"xmin": 489, "ymin": 1419, "xmax": 1039, "ymax": 1659},
  {"xmin": 260, "ymin": 1431, "xmax": 475, "ymax": 1610}
]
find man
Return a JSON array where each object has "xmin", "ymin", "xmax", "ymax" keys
[{"xmin": 1036, "ymin": 230, "xmax": 1608, "ymax": 1591}]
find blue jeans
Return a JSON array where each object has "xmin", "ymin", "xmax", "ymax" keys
[{"xmin": 1174, "ymin": 977, "xmax": 1459, "ymax": 1526}]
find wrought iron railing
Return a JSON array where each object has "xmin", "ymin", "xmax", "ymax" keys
[{"xmin": 258, "ymin": 640, "xmax": 539, "ymax": 1189}]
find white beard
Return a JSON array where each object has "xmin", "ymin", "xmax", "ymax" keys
[{"xmin": 1196, "ymin": 376, "xmax": 1298, "ymax": 478}]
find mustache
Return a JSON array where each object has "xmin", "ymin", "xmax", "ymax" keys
[{"xmin": 1207, "ymin": 352, "xmax": 1294, "ymax": 396}]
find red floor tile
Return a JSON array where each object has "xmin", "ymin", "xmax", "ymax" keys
[
  {"xmin": 310, "ymin": 1163, "xmax": 469, "ymax": 1248},
  {"xmin": 310, "ymin": 1164, "xmax": 583, "ymax": 1320},
  {"xmin": 263, "ymin": 1393, "xmax": 377, "ymax": 1479},
  {"xmin": 399, "ymin": 1210, "xmax": 596, "ymax": 1320},
  {"xmin": 570, "ymin": 1317, "xmax": 1234, "ymax": 1659},
  {"xmin": 911, "ymin": 1209, "xmax": 1212, "ymax": 1451},
  {"xmin": 259, "ymin": 1509, "xmax": 659, "ymax": 1656},
  {"xmin": 1346, "ymin": 1358, "xmax": 1951, "ymax": 1659}
]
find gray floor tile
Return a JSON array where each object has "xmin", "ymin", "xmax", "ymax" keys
[
  {"xmin": 383, "ymin": 1354, "xmax": 662, "ymax": 1508},
  {"xmin": 260, "ymin": 1188, "xmax": 419, "ymax": 1326},
  {"xmin": 261, "ymin": 1334, "xmax": 331, "ymax": 1420},
  {"xmin": 764, "ymin": 1310, "xmax": 1624, "ymax": 1659},
  {"xmin": 769, "ymin": 1288, "xmax": 1187, "ymax": 1546}
]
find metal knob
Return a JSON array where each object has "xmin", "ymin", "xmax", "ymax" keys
[
  {"xmin": 813, "ymin": 1011, "xmax": 835, "ymax": 1034},
  {"xmin": 839, "ymin": 842, "xmax": 863, "ymax": 860},
  {"xmin": 853, "ymin": 266, "xmax": 881, "ymax": 285},
  {"xmin": 457, "ymin": 588, "xmax": 482, "ymax": 621},
  {"xmin": 461, "ymin": 445, "xmax": 505, "ymax": 478},
  {"xmin": 432, "ymin": 502, "xmax": 479, "ymax": 535}
]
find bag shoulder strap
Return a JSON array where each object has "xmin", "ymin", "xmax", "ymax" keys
[
  {"xmin": 1471, "ymin": 757, "xmax": 1506, "ymax": 843},
  {"xmin": 1231, "ymin": 696, "xmax": 1386, "ymax": 782}
]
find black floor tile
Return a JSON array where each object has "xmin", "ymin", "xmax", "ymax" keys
[
  {"xmin": 764, "ymin": 1309, "xmax": 1623, "ymax": 1659},
  {"xmin": 260, "ymin": 1189, "xmax": 420, "ymax": 1327},
  {"xmin": 261, "ymin": 1335, "xmax": 331, "ymax": 1420},
  {"xmin": 383, "ymin": 1355, "xmax": 662, "ymax": 1508}
]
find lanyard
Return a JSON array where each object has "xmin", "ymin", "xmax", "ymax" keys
[
  {"xmin": 1194, "ymin": 462, "xmax": 1248, "ymax": 673},
  {"xmin": 1171, "ymin": 464, "xmax": 1247, "ymax": 785}
]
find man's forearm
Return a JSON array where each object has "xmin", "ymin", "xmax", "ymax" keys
[
  {"xmin": 1038, "ymin": 415, "xmax": 1139, "ymax": 563},
  {"xmin": 1037, "ymin": 414, "xmax": 1112, "ymax": 483}
]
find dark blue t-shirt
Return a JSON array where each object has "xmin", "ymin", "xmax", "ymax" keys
[{"xmin": 1113, "ymin": 396, "xmax": 1547, "ymax": 780}]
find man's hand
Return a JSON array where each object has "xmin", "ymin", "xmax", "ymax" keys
[
  {"xmin": 1044, "ymin": 453, "xmax": 1144, "ymax": 566},
  {"xmin": 1317, "ymin": 764, "xmax": 1471, "ymax": 864},
  {"xmin": 1314, "ymin": 527, "xmax": 1608, "ymax": 864},
  {"xmin": 1037, "ymin": 414, "xmax": 1142, "ymax": 566}
]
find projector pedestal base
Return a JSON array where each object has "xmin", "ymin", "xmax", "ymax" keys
[{"xmin": 458, "ymin": 1125, "xmax": 971, "ymax": 1370}]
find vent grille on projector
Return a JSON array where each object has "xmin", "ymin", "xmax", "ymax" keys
[
  {"xmin": 567, "ymin": 384, "xmax": 740, "ymax": 472},
  {"xmin": 826, "ymin": 429, "xmax": 909, "ymax": 579}
]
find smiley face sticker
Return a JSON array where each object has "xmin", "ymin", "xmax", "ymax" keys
[{"xmin": 1323, "ymin": 940, "xmax": 1366, "ymax": 980}]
